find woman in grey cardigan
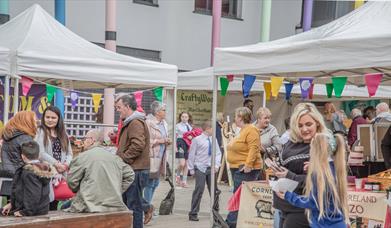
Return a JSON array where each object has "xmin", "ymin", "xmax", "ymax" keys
[{"xmin": 35, "ymin": 106, "xmax": 72, "ymax": 210}]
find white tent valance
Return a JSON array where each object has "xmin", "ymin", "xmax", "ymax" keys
[
  {"xmin": 0, "ymin": 47, "xmax": 9, "ymax": 76},
  {"xmin": 214, "ymin": 1, "xmax": 391, "ymax": 86},
  {"xmin": 0, "ymin": 4, "xmax": 178, "ymax": 86}
]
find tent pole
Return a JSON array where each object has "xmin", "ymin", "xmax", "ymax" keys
[
  {"xmin": 262, "ymin": 90, "xmax": 266, "ymax": 107},
  {"xmin": 172, "ymin": 86, "xmax": 177, "ymax": 213},
  {"xmin": 3, "ymin": 75, "xmax": 10, "ymax": 123},
  {"xmin": 13, "ymin": 76, "xmax": 19, "ymax": 114},
  {"xmin": 210, "ymin": 75, "xmax": 218, "ymax": 226}
]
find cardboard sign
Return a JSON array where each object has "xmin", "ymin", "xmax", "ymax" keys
[
  {"xmin": 237, "ymin": 181, "xmax": 274, "ymax": 228},
  {"xmin": 348, "ymin": 191, "xmax": 388, "ymax": 227}
]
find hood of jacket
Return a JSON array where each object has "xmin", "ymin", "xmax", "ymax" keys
[
  {"xmin": 123, "ymin": 111, "xmax": 146, "ymax": 126},
  {"xmin": 377, "ymin": 112, "xmax": 391, "ymax": 122},
  {"xmin": 2, "ymin": 130, "xmax": 27, "ymax": 142},
  {"xmin": 23, "ymin": 162, "xmax": 56, "ymax": 184}
]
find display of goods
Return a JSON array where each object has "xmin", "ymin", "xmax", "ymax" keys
[
  {"xmin": 348, "ymin": 151, "xmax": 364, "ymax": 166},
  {"xmin": 368, "ymin": 169, "xmax": 391, "ymax": 190}
]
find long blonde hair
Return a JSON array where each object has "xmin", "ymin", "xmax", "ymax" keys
[
  {"xmin": 305, "ymin": 133, "xmax": 348, "ymax": 224},
  {"xmin": 290, "ymin": 103, "xmax": 327, "ymax": 143}
]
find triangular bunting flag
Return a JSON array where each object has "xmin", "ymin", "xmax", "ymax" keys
[
  {"xmin": 365, "ymin": 73, "xmax": 383, "ymax": 97},
  {"xmin": 153, "ymin": 87, "xmax": 163, "ymax": 102},
  {"xmin": 220, "ymin": 77, "xmax": 229, "ymax": 96},
  {"xmin": 332, "ymin": 76, "xmax": 347, "ymax": 98},
  {"xmin": 70, "ymin": 91, "xmax": 79, "ymax": 109},
  {"xmin": 21, "ymin": 76, "xmax": 34, "ymax": 96},
  {"xmin": 92, "ymin": 93, "xmax": 102, "ymax": 113},
  {"xmin": 284, "ymin": 83, "xmax": 294, "ymax": 100},
  {"xmin": 46, "ymin": 84, "xmax": 57, "ymax": 103},
  {"xmin": 242, "ymin": 74, "xmax": 256, "ymax": 98},
  {"xmin": 326, "ymin": 83, "xmax": 334, "ymax": 98},
  {"xmin": 271, "ymin": 76, "xmax": 284, "ymax": 97},
  {"xmin": 299, "ymin": 77, "xmax": 313, "ymax": 99},
  {"xmin": 227, "ymin": 75, "xmax": 234, "ymax": 82},
  {"xmin": 263, "ymin": 82, "xmax": 271, "ymax": 101},
  {"xmin": 134, "ymin": 91, "xmax": 144, "ymax": 113}
]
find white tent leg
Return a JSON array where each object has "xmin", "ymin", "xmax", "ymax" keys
[
  {"xmin": 3, "ymin": 75, "xmax": 10, "ymax": 123},
  {"xmin": 172, "ymin": 87, "xmax": 177, "ymax": 213},
  {"xmin": 262, "ymin": 90, "xmax": 266, "ymax": 108},
  {"xmin": 210, "ymin": 75, "xmax": 218, "ymax": 226},
  {"xmin": 13, "ymin": 77, "xmax": 19, "ymax": 115}
]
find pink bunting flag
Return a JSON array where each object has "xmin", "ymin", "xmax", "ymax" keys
[
  {"xmin": 365, "ymin": 73, "xmax": 383, "ymax": 97},
  {"xmin": 134, "ymin": 91, "xmax": 144, "ymax": 113},
  {"xmin": 21, "ymin": 76, "xmax": 34, "ymax": 96},
  {"xmin": 227, "ymin": 75, "xmax": 234, "ymax": 82}
]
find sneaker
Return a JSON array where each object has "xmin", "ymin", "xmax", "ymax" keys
[
  {"xmin": 144, "ymin": 205, "xmax": 154, "ymax": 225},
  {"xmin": 189, "ymin": 215, "xmax": 199, "ymax": 221}
]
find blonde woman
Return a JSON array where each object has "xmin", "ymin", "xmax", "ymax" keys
[
  {"xmin": 276, "ymin": 133, "xmax": 348, "ymax": 227},
  {"xmin": 226, "ymin": 107, "xmax": 261, "ymax": 227},
  {"xmin": 324, "ymin": 103, "xmax": 346, "ymax": 134},
  {"xmin": 272, "ymin": 103, "xmax": 328, "ymax": 228}
]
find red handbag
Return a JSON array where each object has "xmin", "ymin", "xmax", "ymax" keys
[{"xmin": 54, "ymin": 179, "xmax": 75, "ymax": 200}]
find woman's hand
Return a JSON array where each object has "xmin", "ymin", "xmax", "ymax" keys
[
  {"xmin": 274, "ymin": 167, "xmax": 288, "ymax": 178},
  {"xmin": 14, "ymin": 211, "xmax": 23, "ymax": 217},
  {"xmin": 303, "ymin": 161, "xmax": 310, "ymax": 172},
  {"xmin": 240, "ymin": 166, "xmax": 252, "ymax": 173},
  {"xmin": 2, "ymin": 203, "xmax": 11, "ymax": 216},
  {"xmin": 165, "ymin": 138, "xmax": 172, "ymax": 145},
  {"xmin": 54, "ymin": 162, "xmax": 66, "ymax": 173},
  {"xmin": 276, "ymin": 191, "xmax": 286, "ymax": 199}
]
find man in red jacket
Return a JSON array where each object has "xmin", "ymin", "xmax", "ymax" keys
[{"xmin": 347, "ymin": 108, "xmax": 368, "ymax": 148}]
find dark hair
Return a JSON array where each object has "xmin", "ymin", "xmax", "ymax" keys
[
  {"xmin": 118, "ymin": 95, "xmax": 137, "ymax": 111},
  {"xmin": 21, "ymin": 141, "xmax": 40, "ymax": 160},
  {"xmin": 177, "ymin": 111, "xmax": 193, "ymax": 125},
  {"xmin": 243, "ymin": 99, "xmax": 254, "ymax": 107},
  {"xmin": 40, "ymin": 106, "xmax": 69, "ymax": 152},
  {"xmin": 363, "ymin": 106, "xmax": 376, "ymax": 120}
]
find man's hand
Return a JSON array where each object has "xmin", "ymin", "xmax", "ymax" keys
[
  {"xmin": 14, "ymin": 211, "xmax": 23, "ymax": 217},
  {"xmin": 240, "ymin": 166, "xmax": 252, "ymax": 173},
  {"xmin": 2, "ymin": 203, "xmax": 11, "ymax": 216}
]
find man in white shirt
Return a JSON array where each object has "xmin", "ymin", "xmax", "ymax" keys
[{"xmin": 187, "ymin": 120, "xmax": 222, "ymax": 222}]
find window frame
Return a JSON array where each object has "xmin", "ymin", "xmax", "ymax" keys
[
  {"xmin": 133, "ymin": 0, "xmax": 159, "ymax": 7},
  {"xmin": 193, "ymin": 0, "xmax": 243, "ymax": 21}
]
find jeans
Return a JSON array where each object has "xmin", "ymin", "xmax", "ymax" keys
[
  {"xmin": 273, "ymin": 209, "xmax": 281, "ymax": 228},
  {"xmin": 123, "ymin": 169, "xmax": 150, "ymax": 228},
  {"xmin": 226, "ymin": 168, "xmax": 260, "ymax": 228},
  {"xmin": 144, "ymin": 178, "xmax": 160, "ymax": 204}
]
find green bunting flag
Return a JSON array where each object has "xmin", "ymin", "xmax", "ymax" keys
[
  {"xmin": 331, "ymin": 77, "xmax": 347, "ymax": 98},
  {"xmin": 46, "ymin": 84, "xmax": 57, "ymax": 103},
  {"xmin": 326, "ymin": 83, "xmax": 334, "ymax": 98},
  {"xmin": 153, "ymin": 87, "xmax": 163, "ymax": 102},
  {"xmin": 220, "ymin": 77, "xmax": 229, "ymax": 96}
]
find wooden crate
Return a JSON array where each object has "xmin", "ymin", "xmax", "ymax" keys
[{"xmin": 368, "ymin": 169, "xmax": 391, "ymax": 190}]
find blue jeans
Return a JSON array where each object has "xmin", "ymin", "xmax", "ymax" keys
[
  {"xmin": 226, "ymin": 168, "xmax": 260, "ymax": 228},
  {"xmin": 144, "ymin": 178, "xmax": 160, "ymax": 204},
  {"xmin": 274, "ymin": 209, "xmax": 281, "ymax": 228},
  {"xmin": 123, "ymin": 169, "xmax": 150, "ymax": 228}
]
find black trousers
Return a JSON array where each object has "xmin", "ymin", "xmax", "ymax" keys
[
  {"xmin": 381, "ymin": 144, "xmax": 391, "ymax": 169},
  {"xmin": 280, "ymin": 211, "xmax": 310, "ymax": 228},
  {"xmin": 189, "ymin": 168, "xmax": 220, "ymax": 216}
]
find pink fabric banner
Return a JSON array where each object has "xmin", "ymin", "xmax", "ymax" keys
[
  {"xmin": 227, "ymin": 75, "xmax": 234, "ymax": 82},
  {"xmin": 365, "ymin": 73, "xmax": 383, "ymax": 97},
  {"xmin": 134, "ymin": 91, "xmax": 144, "ymax": 113},
  {"xmin": 20, "ymin": 76, "xmax": 34, "ymax": 96}
]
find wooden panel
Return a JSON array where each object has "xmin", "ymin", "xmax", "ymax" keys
[
  {"xmin": 0, "ymin": 211, "xmax": 132, "ymax": 228},
  {"xmin": 375, "ymin": 124, "xmax": 391, "ymax": 161},
  {"xmin": 358, "ymin": 125, "xmax": 373, "ymax": 159}
]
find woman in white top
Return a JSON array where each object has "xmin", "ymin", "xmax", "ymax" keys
[{"xmin": 175, "ymin": 111, "xmax": 193, "ymax": 188}]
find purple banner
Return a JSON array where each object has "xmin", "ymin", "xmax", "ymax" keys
[{"xmin": 0, "ymin": 84, "xmax": 48, "ymax": 126}]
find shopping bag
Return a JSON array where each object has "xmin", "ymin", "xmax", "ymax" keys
[{"xmin": 54, "ymin": 179, "xmax": 75, "ymax": 200}]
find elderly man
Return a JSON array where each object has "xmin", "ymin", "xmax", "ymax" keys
[
  {"xmin": 347, "ymin": 108, "xmax": 368, "ymax": 148},
  {"xmin": 66, "ymin": 129, "xmax": 134, "ymax": 213},
  {"xmin": 115, "ymin": 95, "xmax": 153, "ymax": 227},
  {"xmin": 373, "ymin": 102, "xmax": 391, "ymax": 123}
]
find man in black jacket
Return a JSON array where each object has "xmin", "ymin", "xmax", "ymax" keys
[{"xmin": 2, "ymin": 141, "xmax": 55, "ymax": 216}]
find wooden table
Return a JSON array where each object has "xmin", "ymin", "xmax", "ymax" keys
[{"xmin": 0, "ymin": 210, "xmax": 133, "ymax": 228}]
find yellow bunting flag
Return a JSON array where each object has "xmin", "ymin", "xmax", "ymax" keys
[
  {"xmin": 270, "ymin": 76, "xmax": 284, "ymax": 98},
  {"xmin": 92, "ymin": 93, "xmax": 102, "ymax": 113},
  {"xmin": 354, "ymin": 0, "xmax": 364, "ymax": 9},
  {"xmin": 263, "ymin": 82, "xmax": 271, "ymax": 101}
]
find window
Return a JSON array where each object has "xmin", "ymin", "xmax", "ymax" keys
[
  {"xmin": 134, "ymin": 0, "xmax": 158, "ymax": 7},
  {"xmin": 194, "ymin": 0, "xmax": 242, "ymax": 20}
]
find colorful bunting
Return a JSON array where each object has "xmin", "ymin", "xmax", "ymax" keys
[
  {"xmin": 227, "ymin": 75, "xmax": 234, "ymax": 82},
  {"xmin": 134, "ymin": 91, "xmax": 144, "ymax": 113},
  {"xmin": 309, "ymin": 83, "xmax": 314, "ymax": 99},
  {"xmin": 70, "ymin": 91, "xmax": 79, "ymax": 109},
  {"xmin": 220, "ymin": 77, "xmax": 229, "ymax": 96},
  {"xmin": 92, "ymin": 93, "xmax": 102, "ymax": 113},
  {"xmin": 326, "ymin": 83, "xmax": 334, "ymax": 98},
  {"xmin": 21, "ymin": 76, "xmax": 34, "ymax": 96},
  {"xmin": 46, "ymin": 84, "xmax": 57, "ymax": 103},
  {"xmin": 271, "ymin": 76, "xmax": 284, "ymax": 97},
  {"xmin": 332, "ymin": 76, "xmax": 347, "ymax": 98},
  {"xmin": 242, "ymin": 74, "xmax": 256, "ymax": 98},
  {"xmin": 153, "ymin": 87, "xmax": 163, "ymax": 102},
  {"xmin": 284, "ymin": 83, "xmax": 294, "ymax": 100},
  {"xmin": 299, "ymin": 77, "xmax": 313, "ymax": 99},
  {"xmin": 365, "ymin": 73, "xmax": 383, "ymax": 97},
  {"xmin": 263, "ymin": 82, "xmax": 271, "ymax": 101}
]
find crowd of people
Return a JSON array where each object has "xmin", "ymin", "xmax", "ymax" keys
[{"xmin": 0, "ymin": 95, "xmax": 390, "ymax": 228}]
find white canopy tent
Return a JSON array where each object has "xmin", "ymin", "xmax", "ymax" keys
[
  {"xmin": 207, "ymin": 1, "xmax": 391, "ymax": 224},
  {"xmin": 0, "ymin": 47, "xmax": 9, "ymax": 76}
]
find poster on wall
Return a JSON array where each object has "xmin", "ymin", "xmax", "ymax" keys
[
  {"xmin": 348, "ymin": 191, "xmax": 388, "ymax": 228},
  {"xmin": 237, "ymin": 181, "xmax": 274, "ymax": 228},
  {"xmin": 0, "ymin": 84, "xmax": 48, "ymax": 127}
]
